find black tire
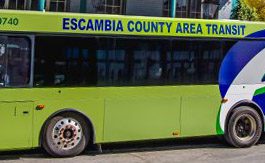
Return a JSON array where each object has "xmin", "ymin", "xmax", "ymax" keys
[
  {"xmin": 224, "ymin": 106, "xmax": 262, "ymax": 148},
  {"xmin": 42, "ymin": 112, "xmax": 90, "ymax": 157}
]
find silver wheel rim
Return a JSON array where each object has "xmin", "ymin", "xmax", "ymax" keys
[
  {"xmin": 52, "ymin": 118, "xmax": 82, "ymax": 150},
  {"xmin": 233, "ymin": 114, "xmax": 257, "ymax": 142}
]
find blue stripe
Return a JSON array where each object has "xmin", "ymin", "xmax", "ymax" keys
[
  {"xmin": 247, "ymin": 30, "xmax": 265, "ymax": 38},
  {"xmin": 253, "ymin": 94, "xmax": 265, "ymax": 114},
  {"xmin": 219, "ymin": 30, "xmax": 265, "ymax": 98}
]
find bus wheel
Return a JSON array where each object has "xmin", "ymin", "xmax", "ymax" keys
[
  {"xmin": 225, "ymin": 106, "xmax": 262, "ymax": 148},
  {"xmin": 42, "ymin": 113, "xmax": 90, "ymax": 157}
]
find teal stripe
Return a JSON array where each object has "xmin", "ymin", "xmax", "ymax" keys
[
  {"xmin": 80, "ymin": 0, "xmax": 87, "ymax": 13},
  {"xmin": 38, "ymin": 0, "xmax": 45, "ymax": 11},
  {"xmin": 171, "ymin": 0, "xmax": 176, "ymax": 18},
  {"xmin": 232, "ymin": 0, "xmax": 237, "ymax": 9}
]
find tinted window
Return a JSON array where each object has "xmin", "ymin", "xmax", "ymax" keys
[
  {"xmin": 0, "ymin": 37, "xmax": 31, "ymax": 87},
  {"xmin": 34, "ymin": 37, "xmax": 97, "ymax": 86},
  {"xmin": 97, "ymin": 38, "xmax": 128, "ymax": 86},
  {"xmin": 168, "ymin": 40, "xmax": 227, "ymax": 84},
  {"xmin": 34, "ymin": 36, "xmax": 234, "ymax": 87}
]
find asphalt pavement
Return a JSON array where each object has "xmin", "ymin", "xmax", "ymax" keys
[{"xmin": 1, "ymin": 136, "xmax": 265, "ymax": 163}]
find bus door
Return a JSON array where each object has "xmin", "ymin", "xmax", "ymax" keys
[{"xmin": 0, "ymin": 36, "xmax": 33, "ymax": 150}]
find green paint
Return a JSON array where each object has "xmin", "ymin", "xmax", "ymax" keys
[
  {"xmin": 0, "ymin": 102, "xmax": 33, "ymax": 150},
  {"xmin": 104, "ymin": 97, "xmax": 181, "ymax": 142},
  {"xmin": 180, "ymin": 95, "xmax": 221, "ymax": 137},
  {"xmin": 216, "ymin": 106, "xmax": 224, "ymax": 135},
  {"xmin": 254, "ymin": 86, "xmax": 265, "ymax": 96},
  {"xmin": 0, "ymin": 85, "xmax": 221, "ymax": 150}
]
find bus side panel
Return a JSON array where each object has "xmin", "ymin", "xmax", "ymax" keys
[
  {"xmin": 4, "ymin": 88, "xmax": 106, "ymax": 148},
  {"xmin": 103, "ymin": 90, "xmax": 181, "ymax": 142},
  {"xmin": 0, "ymin": 102, "xmax": 33, "ymax": 150},
  {"xmin": 180, "ymin": 86, "xmax": 221, "ymax": 137}
]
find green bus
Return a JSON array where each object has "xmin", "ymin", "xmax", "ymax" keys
[{"xmin": 1, "ymin": 10, "xmax": 265, "ymax": 157}]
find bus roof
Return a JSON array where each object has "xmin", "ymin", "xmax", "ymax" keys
[{"xmin": 0, "ymin": 9, "xmax": 265, "ymax": 39}]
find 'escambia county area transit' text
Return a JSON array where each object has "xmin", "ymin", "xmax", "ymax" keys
[{"xmin": 62, "ymin": 18, "xmax": 246, "ymax": 36}]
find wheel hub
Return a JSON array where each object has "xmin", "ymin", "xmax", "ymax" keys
[
  {"xmin": 52, "ymin": 118, "xmax": 82, "ymax": 150},
  {"xmin": 233, "ymin": 114, "xmax": 256, "ymax": 142},
  {"xmin": 61, "ymin": 125, "xmax": 76, "ymax": 139},
  {"xmin": 63, "ymin": 130, "xmax": 72, "ymax": 139}
]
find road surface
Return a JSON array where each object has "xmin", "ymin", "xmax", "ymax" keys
[{"xmin": 1, "ymin": 136, "xmax": 265, "ymax": 163}]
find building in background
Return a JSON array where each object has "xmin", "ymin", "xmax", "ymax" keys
[
  {"xmin": 47, "ymin": 0, "xmax": 220, "ymax": 19},
  {"xmin": 0, "ymin": 0, "xmax": 237, "ymax": 19},
  {"xmin": 218, "ymin": 0, "xmax": 237, "ymax": 19},
  {"xmin": 0, "ymin": 0, "xmax": 38, "ymax": 10},
  {"xmin": 202, "ymin": 0, "xmax": 219, "ymax": 19}
]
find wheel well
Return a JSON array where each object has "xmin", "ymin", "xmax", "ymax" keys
[
  {"xmin": 225, "ymin": 101, "xmax": 265, "ymax": 133},
  {"xmin": 39, "ymin": 109, "xmax": 95, "ymax": 147}
]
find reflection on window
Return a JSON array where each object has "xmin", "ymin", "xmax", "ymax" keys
[
  {"xmin": 34, "ymin": 37, "xmax": 97, "ymax": 86},
  {"xmin": 0, "ymin": 0, "xmax": 5, "ymax": 8},
  {"xmin": 46, "ymin": 0, "xmax": 69, "ymax": 12},
  {"xmin": 163, "ymin": 0, "xmax": 171, "ymax": 17},
  {"xmin": 98, "ymin": 39, "xmax": 165, "ymax": 86},
  {"xmin": 0, "ymin": 37, "xmax": 31, "ymax": 87},
  {"xmin": 91, "ymin": 0, "xmax": 123, "ymax": 14},
  {"xmin": 163, "ymin": 0, "xmax": 205, "ymax": 19},
  {"xmin": 189, "ymin": 0, "xmax": 201, "ymax": 18},
  {"xmin": 202, "ymin": 0, "xmax": 219, "ymax": 19},
  {"xmin": 97, "ymin": 50, "xmax": 126, "ymax": 85},
  {"xmin": 176, "ymin": 0, "xmax": 188, "ymax": 18},
  {"xmin": 167, "ymin": 41, "xmax": 224, "ymax": 84},
  {"xmin": 0, "ymin": 0, "xmax": 27, "ymax": 10},
  {"xmin": 31, "ymin": 0, "xmax": 38, "ymax": 10},
  {"xmin": 131, "ymin": 44, "xmax": 163, "ymax": 85},
  {"xmin": 34, "ymin": 36, "xmax": 234, "ymax": 87}
]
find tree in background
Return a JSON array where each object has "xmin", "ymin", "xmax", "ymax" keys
[
  {"xmin": 245, "ymin": 0, "xmax": 265, "ymax": 20},
  {"xmin": 261, "ymin": 8, "xmax": 265, "ymax": 20},
  {"xmin": 231, "ymin": 0, "xmax": 264, "ymax": 21},
  {"xmin": 245, "ymin": 0, "xmax": 265, "ymax": 10}
]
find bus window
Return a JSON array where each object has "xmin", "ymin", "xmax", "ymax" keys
[
  {"xmin": 6, "ymin": 37, "xmax": 31, "ymax": 87},
  {"xmin": 0, "ymin": 40, "xmax": 7, "ymax": 87},
  {"xmin": 35, "ymin": 36, "xmax": 235, "ymax": 87},
  {"xmin": 113, "ymin": 38, "xmax": 168, "ymax": 86},
  {"xmin": 0, "ymin": 37, "xmax": 30, "ymax": 87},
  {"xmin": 133, "ymin": 47, "xmax": 162, "ymax": 82},
  {"xmin": 34, "ymin": 36, "xmax": 97, "ymax": 87},
  {"xmin": 169, "ymin": 40, "xmax": 230, "ymax": 84},
  {"xmin": 96, "ymin": 38, "xmax": 128, "ymax": 86}
]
